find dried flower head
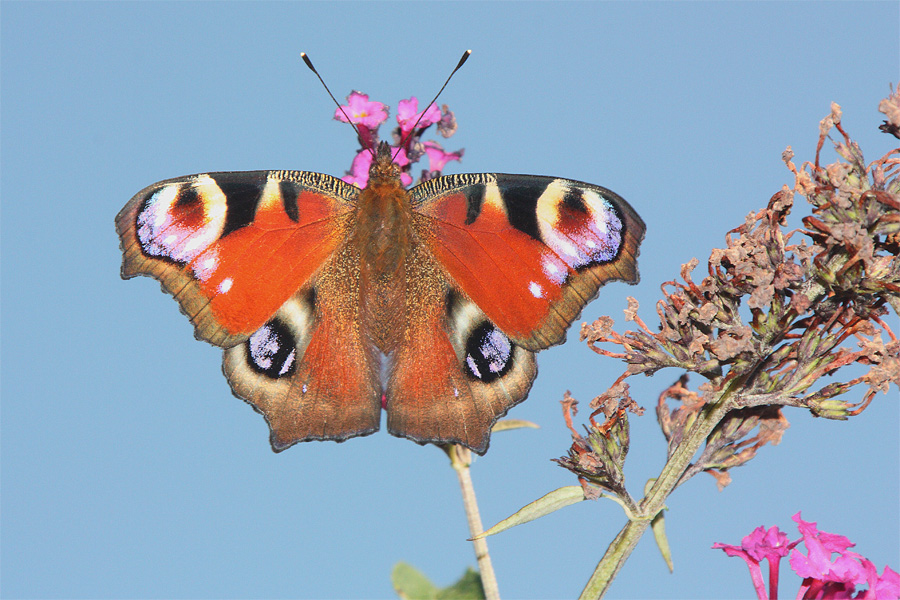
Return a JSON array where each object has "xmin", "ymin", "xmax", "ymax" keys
[
  {"xmin": 566, "ymin": 95, "xmax": 899, "ymax": 490},
  {"xmin": 554, "ymin": 389, "xmax": 642, "ymax": 503}
]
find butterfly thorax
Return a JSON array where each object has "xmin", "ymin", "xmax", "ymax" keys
[{"xmin": 355, "ymin": 144, "xmax": 415, "ymax": 351}]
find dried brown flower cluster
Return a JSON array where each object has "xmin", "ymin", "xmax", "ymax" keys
[
  {"xmin": 879, "ymin": 84, "xmax": 900, "ymax": 138},
  {"xmin": 561, "ymin": 100, "xmax": 899, "ymax": 494},
  {"xmin": 555, "ymin": 389, "xmax": 642, "ymax": 502}
]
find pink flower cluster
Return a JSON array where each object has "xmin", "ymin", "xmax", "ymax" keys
[
  {"xmin": 714, "ymin": 513, "xmax": 898, "ymax": 599},
  {"xmin": 333, "ymin": 91, "xmax": 463, "ymax": 188}
]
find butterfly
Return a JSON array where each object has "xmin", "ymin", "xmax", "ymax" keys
[{"xmin": 117, "ymin": 99, "xmax": 645, "ymax": 455}]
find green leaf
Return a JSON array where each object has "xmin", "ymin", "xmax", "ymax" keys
[
  {"xmin": 392, "ymin": 562, "xmax": 438, "ymax": 599},
  {"xmin": 436, "ymin": 567, "xmax": 485, "ymax": 600},
  {"xmin": 391, "ymin": 563, "xmax": 485, "ymax": 600},
  {"xmin": 491, "ymin": 419, "xmax": 540, "ymax": 433},
  {"xmin": 651, "ymin": 509, "xmax": 674, "ymax": 573},
  {"xmin": 472, "ymin": 485, "xmax": 586, "ymax": 540}
]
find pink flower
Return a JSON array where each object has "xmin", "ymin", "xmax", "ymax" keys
[
  {"xmin": 341, "ymin": 150, "xmax": 373, "ymax": 188},
  {"xmin": 391, "ymin": 146, "xmax": 410, "ymax": 168},
  {"xmin": 856, "ymin": 560, "xmax": 900, "ymax": 599},
  {"xmin": 746, "ymin": 525, "xmax": 795, "ymax": 562},
  {"xmin": 714, "ymin": 526, "xmax": 795, "ymax": 599},
  {"xmin": 334, "ymin": 92, "xmax": 388, "ymax": 152},
  {"xmin": 423, "ymin": 141, "xmax": 464, "ymax": 174},
  {"xmin": 334, "ymin": 91, "xmax": 388, "ymax": 129},
  {"xmin": 716, "ymin": 513, "xmax": 899, "ymax": 600},
  {"xmin": 397, "ymin": 97, "xmax": 441, "ymax": 135},
  {"xmin": 871, "ymin": 565, "xmax": 900, "ymax": 598},
  {"xmin": 332, "ymin": 91, "xmax": 462, "ymax": 188},
  {"xmin": 789, "ymin": 512, "xmax": 867, "ymax": 587},
  {"xmin": 712, "ymin": 539, "xmax": 769, "ymax": 599}
]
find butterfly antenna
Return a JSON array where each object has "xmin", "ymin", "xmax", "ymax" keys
[
  {"xmin": 300, "ymin": 52, "xmax": 369, "ymax": 151},
  {"xmin": 393, "ymin": 49, "xmax": 472, "ymax": 160}
]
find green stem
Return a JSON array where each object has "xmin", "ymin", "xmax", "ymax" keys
[{"xmin": 578, "ymin": 395, "xmax": 736, "ymax": 599}]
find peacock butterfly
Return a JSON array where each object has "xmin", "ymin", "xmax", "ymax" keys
[{"xmin": 116, "ymin": 60, "xmax": 645, "ymax": 455}]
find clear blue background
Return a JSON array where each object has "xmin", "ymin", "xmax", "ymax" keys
[{"xmin": 2, "ymin": 3, "xmax": 897, "ymax": 599}]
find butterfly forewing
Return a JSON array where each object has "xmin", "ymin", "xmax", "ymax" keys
[
  {"xmin": 409, "ymin": 173, "xmax": 646, "ymax": 351},
  {"xmin": 116, "ymin": 171, "xmax": 357, "ymax": 346}
]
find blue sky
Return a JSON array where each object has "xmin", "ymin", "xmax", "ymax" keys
[{"xmin": 2, "ymin": 2, "xmax": 897, "ymax": 599}]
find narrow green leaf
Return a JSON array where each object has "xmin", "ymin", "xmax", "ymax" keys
[
  {"xmin": 392, "ymin": 562, "xmax": 438, "ymax": 599},
  {"xmin": 472, "ymin": 485, "xmax": 586, "ymax": 540},
  {"xmin": 491, "ymin": 419, "xmax": 540, "ymax": 433},
  {"xmin": 651, "ymin": 510, "xmax": 674, "ymax": 572}
]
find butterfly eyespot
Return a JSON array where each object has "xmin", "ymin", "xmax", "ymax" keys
[
  {"xmin": 135, "ymin": 177, "xmax": 228, "ymax": 264},
  {"xmin": 247, "ymin": 319, "xmax": 297, "ymax": 378},
  {"xmin": 303, "ymin": 287, "xmax": 317, "ymax": 311},
  {"xmin": 464, "ymin": 322, "xmax": 513, "ymax": 382},
  {"xmin": 536, "ymin": 182, "xmax": 625, "ymax": 269}
]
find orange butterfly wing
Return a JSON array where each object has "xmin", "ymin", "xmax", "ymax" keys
[
  {"xmin": 384, "ymin": 242, "xmax": 538, "ymax": 453},
  {"xmin": 117, "ymin": 171, "xmax": 382, "ymax": 448},
  {"xmin": 222, "ymin": 241, "xmax": 382, "ymax": 450},
  {"xmin": 381, "ymin": 174, "xmax": 644, "ymax": 453},
  {"xmin": 410, "ymin": 174, "xmax": 645, "ymax": 350},
  {"xmin": 117, "ymin": 171, "xmax": 355, "ymax": 345}
]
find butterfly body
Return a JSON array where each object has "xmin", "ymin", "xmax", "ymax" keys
[
  {"xmin": 355, "ymin": 145, "xmax": 414, "ymax": 352},
  {"xmin": 118, "ymin": 142, "xmax": 644, "ymax": 454}
]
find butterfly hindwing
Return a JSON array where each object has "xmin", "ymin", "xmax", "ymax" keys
[
  {"xmin": 385, "ymin": 242, "xmax": 537, "ymax": 452},
  {"xmin": 410, "ymin": 173, "xmax": 645, "ymax": 351},
  {"xmin": 223, "ymin": 242, "xmax": 382, "ymax": 451},
  {"xmin": 116, "ymin": 171, "xmax": 357, "ymax": 346}
]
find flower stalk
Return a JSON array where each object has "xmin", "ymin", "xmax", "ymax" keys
[{"xmin": 447, "ymin": 444, "xmax": 500, "ymax": 600}]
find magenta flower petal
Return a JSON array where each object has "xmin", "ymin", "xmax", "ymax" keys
[
  {"xmin": 391, "ymin": 146, "xmax": 410, "ymax": 168},
  {"xmin": 743, "ymin": 525, "xmax": 794, "ymax": 562},
  {"xmin": 396, "ymin": 97, "xmax": 418, "ymax": 125},
  {"xmin": 792, "ymin": 513, "xmax": 855, "ymax": 554},
  {"xmin": 789, "ymin": 513, "xmax": 867, "ymax": 587},
  {"xmin": 341, "ymin": 150, "xmax": 373, "ymax": 188},
  {"xmin": 718, "ymin": 516, "xmax": 897, "ymax": 600},
  {"xmin": 874, "ymin": 566, "xmax": 900, "ymax": 598},
  {"xmin": 737, "ymin": 525, "xmax": 795, "ymax": 599},
  {"xmin": 397, "ymin": 96, "xmax": 441, "ymax": 134},
  {"xmin": 334, "ymin": 91, "xmax": 388, "ymax": 130},
  {"xmin": 423, "ymin": 141, "xmax": 463, "ymax": 173},
  {"xmin": 714, "ymin": 542, "xmax": 768, "ymax": 599},
  {"xmin": 419, "ymin": 102, "xmax": 441, "ymax": 127}
]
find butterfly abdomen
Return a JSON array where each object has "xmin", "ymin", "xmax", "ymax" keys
[{"xmin": 355, "ymin": 177, "xmax": 415, "ymax": 352}]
